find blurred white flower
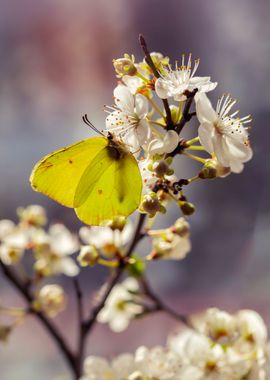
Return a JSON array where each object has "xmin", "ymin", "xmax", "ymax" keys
[
  {"xmin": 199, "ymin": 308, "xmax": 238, "ymax": 345},
  {"xmin": 77, "ymin": 245, "xmax": 98, "ymax": 267},
  {"xmin": 0, "ymin": 220, "xmax": 16, "ymax": 239},
  {"xmin": 17, "ymin": 205, "xmax": 47, "ymax": 227},
  {"xmin": 35, "ymin": 284, "xmax": 67, "ymax": 317},
  {"xmin": 135, "ymin": 345, "xmax": 181, "ymax": 380},
  {"xmin": 79, "ymin": 222, "xmax": 133, "ymax": 257},
  {"xmin": 0, "ymin": 226, "xmax": 29, "ymax": 265},
  {"xmin": 82, "ymin": 354, "xmax": 135, "ymax": 380},
  {"xmin": 195, "ymin": 93, "xmax": 253, "ymax": 173},
  {"xmin": 97, "ymin": 278, "xmax": 143, "ymax": 332},
  {"xmin": 155, "ymin": 54, "xmax": 217, "ymax": 101},
  {"xmin": 33, "ymin": 224, "xmax": 79, "ymax": 277},
  {"xmin": 149, "ymin": 218, "xmax": 191, "ymax": 260},
  {"xmin": 105, "ymin": 85, "xmax": 151, "ymax": 151}
]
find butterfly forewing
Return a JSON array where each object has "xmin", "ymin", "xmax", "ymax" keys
[{"xmin": 30, "ymin": 137, "xmax": 107, "ymax": 207}]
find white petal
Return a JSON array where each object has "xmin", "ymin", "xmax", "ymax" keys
[
  {"xmin": 0, "ymin": 220, "xmax": 15, "ymax": 239},
  {"xmin": 155, "ymin": 78, "xmax": 170, "ymax": 99},
  {"xmin": 110, "ymin": 315, "xmax": 129, "ymax": 332},
  {"xmin": 213, "ymin": 134, "xmax": 230, "ymax": 167},
  {"xmin": 163, "ymin": 130, "xmax": 179, "ymax": 153},
  {"xmin": 59, "ymin": 257, "xmax": 79, "ymax": 276},
  {"xmin": 198, "ymin": 122, "xmax": 214, "ymax": 153},
  {"xmin": 113, "ymin": 85, "xmax": 134, "ymax": 114},
  {"xmin": 195, "ymin": 93, "xmax": 217, "ymax": 124},
  {"xmin": 135, "ymin": 93, "xmax": 148, "ymax": 116}
]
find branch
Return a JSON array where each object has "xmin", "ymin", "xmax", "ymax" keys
[
  {"xmin": 82, "ymin": 213, "xmax": 146, "ymax": 335},
  {"xmin": 175, "ymin": 89, "xmax": 198, "ymax": 134},
  {"xmin": 141, "ymin": 277, "xmax": 192, "ymax": 327},
  {"xmin": 0, "ymin": 262, "xmax": 79, "ymax": 379},
  {"xmin": 73, "ymin": 278, "xmax": 85, "ymax": 375},
  {"xmin": 139, "ymin": 35, "xmax": 173, "ymax": 129}
]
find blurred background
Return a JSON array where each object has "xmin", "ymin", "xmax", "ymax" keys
[{"xmin": 0, "ymin": 0, "xmax": 270, "ymax": 378}]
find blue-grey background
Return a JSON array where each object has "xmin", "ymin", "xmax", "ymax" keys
[{"xmin": 0, "ymin": 0, "xmax": 270, "ymax": 379}]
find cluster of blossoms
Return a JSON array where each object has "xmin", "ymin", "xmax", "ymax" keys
[
  {"xmin": 104, "ymin": 48, "xmax": 252, "ymax": 219},
  {"xmin": 81, "ymin": 308, "xmax": 270, "ymax": 380}
]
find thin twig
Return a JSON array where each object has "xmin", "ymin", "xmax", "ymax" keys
[
  {"xmin": 0, "ymin": 262, "xmax": 79, "ymax": 379},
  {"xmin": 82, "ymin": 213, "xmax": 146, "ymax": 335},
  {"xmin": 141, "ymin": 277, "xmax": 192, "ymax": 327},
  {"xmin": 73, "ymin": 278, "xmax": 85, "ymax": 375},
  {"xmin": 175, "ymin": 89, "xmax": 198, "ymax": 134},
  {"xmin": 139, "ymin": 35, "xmax": 173, "ymax": 129}
]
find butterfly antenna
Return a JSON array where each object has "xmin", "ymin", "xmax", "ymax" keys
[{"xmin": 82, "ymin": 114, "xmax": 104, "ymax": 137}]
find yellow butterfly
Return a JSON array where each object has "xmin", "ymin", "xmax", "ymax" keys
[{"xmin": 30, "ymin": 116, "xmax": 142, "ymax": 225}]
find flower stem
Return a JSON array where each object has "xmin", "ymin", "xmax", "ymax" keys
[
  {"xmin": 183, "ymin": 152, "xmax": 206, "ymax": 164},
  {"xmin": 185, "ymin": 145, "xmax": 205, "ymax": 151},
  {"xmin": 186, "ymin": 136, "xmax": 199, "ymax": 145}
]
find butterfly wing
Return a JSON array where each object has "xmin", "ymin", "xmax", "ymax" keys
[
  {"xmin": 30, "ymin": 137, "xmax": 108, "ymax": 207},
  {"xmin": 75, "ymin": 146, "xmax": 142, "ymax": 225}
]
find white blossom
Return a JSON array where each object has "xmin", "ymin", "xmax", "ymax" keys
[
  {"xmin": 36, "ymin": 284, "xmax": 67, "ymax": 317},
  {"xmin": 17, "ymin": 205, "xmax": 47, "ymax": 227},
  {"xmin": 155, "ymin": 54, "xmax": 217, "ymax": 101},
  {"xmin": 79, "ymin": 222, "xmax": 133, "ymax": 257},
  {"xmin": 33, "ymin": 224, "xmax": 79, "ymax": 277},
  {"xmin": 105, "ymin": 85, "xmax": 151, "ymax": 151},
  {"xmin": 195, "ymin": 93, "xmax": 253, "ymax": 173},
  {"xmin": 97, "ymin": 278, "xmax": 143, "ymax": 332}
]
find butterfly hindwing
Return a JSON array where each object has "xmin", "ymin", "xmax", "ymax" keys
[{"xmin": 75, "ymin": 146, "xmax": 142, "ymax": 225}]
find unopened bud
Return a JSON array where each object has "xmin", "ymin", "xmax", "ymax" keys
[
  {"xmin": 35, "ymin": 284, "xmax": 66, "ymax": 317},
  {"xmin": 77, "ymin": 245, "xmax": 99, "ymax": 267},
  {"xmin": 153, "ymin": 160, "xmax": 169, "ymax": 177},
  {"xmin": 199, "ymin": 159, "xmax": 230, "ymax": 179},
  {"xmin": 113, "ymin": 54, "xmax": 137, "ymax": 77},
  {"xmin": 0, "ymin": 325, "xmax": 13, "ymax": 343},
  {"xmin": 141, "ymin": 193, "xmax": 161, "ymax": 216},
  {"xmin": 179, "ymin": 201, "xmax": 195, "ymax": 216},
  {"xmin": 105, "ymin": 216, "xmax": 127, "ymax": 231}
]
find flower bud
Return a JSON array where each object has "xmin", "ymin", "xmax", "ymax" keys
[
  {"xmin": 35, "ymin": 284, "xmax": 66, "ymax": 317},
  {"xmin": 152, "ymin": 160, "xmax": 169, "ymax": 177},
  {"xmin": 113, "ymin": 54, "xmax": 137, "ymax": 77},
  {"xmin": 141, "ymin": 193, "xmax": 161, "ymax": 217},
  {"xmin": 104, "ymin": 216, "xmax": 127, "ymax": 231},
  {"xmin": 77, "ymin": 245, "xmax": 99, "ymax": 267},
  {"xmin": 0, "ymin": 325, "xmax": 13, "ymax": 343},
  {"xmin": 199, "ymin": 159, "xmax": 230, "ymax": 179},
  {"xmin": 179, "ymin": 201, "xmax": 195, "ymax": 216}
]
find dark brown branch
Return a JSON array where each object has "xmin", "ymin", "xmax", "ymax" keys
[
  {"xmin": 141, "ymin": 277, "xmax": 192, "ymax": 327},
  {"xmin": 73, "ymin": 278, "xmax": 85, "ymax": 375},
  {"xmin": 175, "ymin": 89, "xmax": 198, "ymax": 134},
  {"xmin": 139, "ymin": 35, "xmax": 173, "ymax": 129},
  {"xmin": 82, "ymin": 213, "xmax": 146, "ymax": 335},
  {"xmin": 0, "ymin": 262, "xmax": 79, "ymax": 379}
]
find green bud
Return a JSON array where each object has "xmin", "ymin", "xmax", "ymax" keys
[
  {"xmin": 77, "ymin": 245, "xmax": 99, "ymax": 267},
  {"xmin": 127, "ymin": 256, "xmax": 145, "ymax": 278},
  {"xmin": 113, "ymin": 55, "xmax": 137, "ymax": 77},
  {"xmin": 179, "ymin": 201, "xmax": 195, "ymax": 216},
  {"xmin": 105, "ymin": 216, "xmax": 127, "ymax": 231}
]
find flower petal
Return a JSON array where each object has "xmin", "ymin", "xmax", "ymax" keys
[
  {"xmin": 198, "ymin": 122, "xmax": 214, "ymax": 154},
  {"xmin": 113, "ymin": 85, "xmax": 134, "ymax": 114},
  {"xmin": 155, "ymin": 78, "xmax": 170, "ymax": 99},
  {"xmin": 195, "ymin": 93, "xmax": 217, "ymax": 124}
]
